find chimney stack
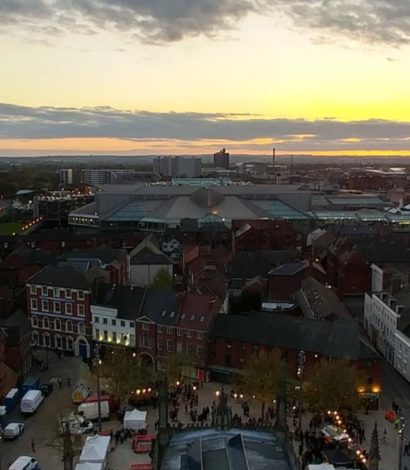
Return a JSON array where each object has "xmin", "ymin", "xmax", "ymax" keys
[{"xmin": 272, "ymin": 148, "xmax": 276, "ymax": 173}]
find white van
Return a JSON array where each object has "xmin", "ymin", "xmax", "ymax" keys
[
  {"xmin": 78, "ymin": 400, "xmax": 109, "ymax": 420},
  {"xmin": 3, "ymin": 422, "xmax": 25, "ymax": 440},
  {"xmin": 8, "ymin": 456, "xmax": 38, "ymax": 470},
  {"xmin": 20, "ymin": 390, "xmax": 44, "ymax": 415}
]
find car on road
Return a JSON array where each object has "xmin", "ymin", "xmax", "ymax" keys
[
  {"xmin": 321, "ymin": 424, "xmax": 349, "ymax": 444},
  {"xmin": 40, "ymin": 383, "xmax": 53, "ymax": 396},
  {"xmin": 3, "ymin": 422, "xmax": 25, "ymax": 440},
  {"xmin": 62, "ymin": 415, "xmax": 94, "ymax": 435},
  {"xmin": 8, "ymin": 456, "xmax": 38, "ymax": 470}
]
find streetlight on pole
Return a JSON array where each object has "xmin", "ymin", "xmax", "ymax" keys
[
  {"xmin": 297, "ymin": 350, "xmax": 306, "ymax": 431},
  {"xmin": 94, "ymin": 344, "xmax": 102, "ymax": 433},
  {"xmin": 397, "ymin": 416, "xmax": 406, "ymax": 470}
]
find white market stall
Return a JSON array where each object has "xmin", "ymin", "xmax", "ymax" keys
[
  {"xmin": 307, "ymin": 465, "xmax": 335, "ymax": 470},
  {"xmin": 79, "ymin": 435, "xmax": 110, "ymax": 465},
  {"xmin": 75, "ymin": 463, "xmax": 103, "ymax": 470},
  {"xmin": 123, "ymin": 408, "xmax": 147, "ymax": 431}
]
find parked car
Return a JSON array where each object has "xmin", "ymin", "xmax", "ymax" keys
[
  {"xmin": 3, "ymin": 422, "xmax": 25, "ymax": 440},
  {"xmin": 78, "ymin": 400, "xmax": 109, "ymax": 421},
  {"xmin": 321, "ymin": 424, "xmax": 349, "ymax": 443},
  {"xmin": 40, "ymin": 383, "xmax": 53, "ymax": 397},
  {"xmin": 8, "ymin": 456, "xmax": 38, "ymax": 470},
  {"xmin": 62, "ymin": 415, "xmax": 94, "ymax": 435},
  {"xmin": 20, "ymin": 390, "xmax": 44, "ymax": 415}
]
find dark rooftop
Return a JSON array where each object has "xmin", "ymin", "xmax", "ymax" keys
[
  {"xmin": 230, "ymin": 251, "xmax": 296, "ymax": 280},
  {"xmin": 93, "ymin": 284, "xmax": 146, "ymax": 320},
  {"xmin": 211, "ymin": 312, "xmax": 375, "ymax": 360},
  {"xmin": 141, "ymin": 289, "xmax": 179, "ymax": 325},
  {"xmin": 131, "ymin": 247, "xmax": 173, "ymax": 265},
  {"xmin": 296, "ymin": 277, "xmax": 353, "ymax": 321},
  {"xmin": 28, "ymin": 263, "xmax": 99, "ymax": 289},
  {"xmin": 62, "ymin": 248, "xmax": 126, "ymax": 265}
]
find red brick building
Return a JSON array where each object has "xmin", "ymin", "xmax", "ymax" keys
[
  {"xmin": 27, "ymin": 263, "xmax": 107, "ymax": 358},
  {"xmin": 209, "ymin": 312, "xmax": 381, "ymax": 401},
  {"xmin": 61, "ymin": 248, "xmax": 128, "ymax": 285},
  {"xmin": 268, "ymin": 260, "xmax": 326, "ymax": 300},
  {"xmin": 136, "ymin": 291, "xmax": 221, "ymax": 382},
  {"xmin": 0, "ymin": 329, "xmax": 18, "ymax": 401},
  {"xmin": 232, "ymin": 219, "xmax": 297, "ymax": 253},
  {"xmin": 0, "ymin": 246, "xmax": 56, "ymax": 287},
  {"xmin": 0, "ymin": 309, "xmax": 32, "ymax": 378}
]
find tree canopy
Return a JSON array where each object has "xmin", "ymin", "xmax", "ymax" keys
[
  {"xmin": 150, "ymin": 267, "xmax": 173, "ymax": 291},
  {"xmin": 241, "ymin": 349, "xmax": 283, "ymax": 418},
  {"xmin": 304, "ymin": 359, "xmax": 362, "ymax": 413},
  {"xmin": 162, "ymin": 351, "xmax": 193, "ymax": 384},
  {"xmin": 99, "ymin": 349, "xmax": 154, "ymax": 404}
]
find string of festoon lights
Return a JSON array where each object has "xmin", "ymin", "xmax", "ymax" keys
[{"xmin": 326, "ymin": 410, "xmax": 367, "ymax": 467}]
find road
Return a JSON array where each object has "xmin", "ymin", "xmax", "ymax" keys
[
  {"xmin": 0, "ymin": 351, "xmax": 86, "ymax": 470},
  {"xmin": 379, "ymin": 359, "xmax": 410, "ymax": 470}
]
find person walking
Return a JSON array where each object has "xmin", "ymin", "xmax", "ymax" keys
[
  {"xmin": 31, "ymin": 438, "xmax": 36, "ymax": 452},
  {"xmin": 67, "ymin": 376, "xmax": 72, "ymax": 387}
]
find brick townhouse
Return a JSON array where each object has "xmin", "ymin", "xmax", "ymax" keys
[
  {"xmin": 209, "ymin": 312, "xmax": 381, "ymax": 406},
  {"xmin": 27, "ymin": 262, "xmax": 107, "ymax": 358},
  {"xmin": 136, "ymin": 292, "xmax": 220, "ymax": 383}
]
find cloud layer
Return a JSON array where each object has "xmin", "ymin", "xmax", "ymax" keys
[
  {"xmin": 1, "ymin": 103, "xmax": 410, "ymax": 152},
  {"xmin": 1, "ymin": 0, "xmax": 410, "ymax": 44}
]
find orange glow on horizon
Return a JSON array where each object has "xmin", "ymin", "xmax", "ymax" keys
[{"xmin": 1, "ymin": 137, "xmax": 410, "ymax": 157}]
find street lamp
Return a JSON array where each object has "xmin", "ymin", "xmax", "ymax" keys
[
  {"xmin": 297, "ymin": 350, "xmax": 306, "ymax": 430},
  {"xmin": 94, "ymin": 344, "xmax": 102, "ymax": 432},
  {"xmin": 397, "ymin": 416, "xmax": 406, "ymax": 470}
]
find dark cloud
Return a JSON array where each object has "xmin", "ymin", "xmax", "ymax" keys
[
  {"xmin": 274, "ymin": 0, "xmax": 410, "ymax": 46},
  {"xmin": 1, "ymin": 0, "xmax": 410, "ymax": 45},
  {"xmin": 0, "ymin": 0, "xmax": 254, "ymax": 43},
  {"xmin": 1, "ymin": 103, "xmax": 410, "ymax": 152}
]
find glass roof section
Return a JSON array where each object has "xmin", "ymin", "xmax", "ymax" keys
[{"xmin": 256, "ymin": 200, "xmax": 308, "ymax": 220}]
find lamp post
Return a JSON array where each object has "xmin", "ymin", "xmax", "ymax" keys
[
  {"xmin": 397, "ymin": 416, "xmax": 406, "ymax": 470},
  {"xmin": 297, "ymin": 350, "xmax": 306, "ymax": 431},
  {"xmin": 94, "ymin": 344, "xmax": 102, "ymax": 432}
]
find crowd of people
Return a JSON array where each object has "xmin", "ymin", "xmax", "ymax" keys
[{"xmin": 291, "ymin": 412, "xmax": 368, "ymax": 469}]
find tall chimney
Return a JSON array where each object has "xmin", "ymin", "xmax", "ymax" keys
[{"xmin": 272, "ymin": 147, "xmax": 276, "ymax": 173}]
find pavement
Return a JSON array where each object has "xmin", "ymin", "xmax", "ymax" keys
[
  {"xmin": 2, "ymin": 354, "xmax": 410, "ymax": 470},
  {"xmin": 0, "ymin": 350, "xmax": 86, "ymax": 470}
]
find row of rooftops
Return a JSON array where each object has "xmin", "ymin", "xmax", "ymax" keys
[
  {"xmin": 94, "ymin": 284, "xmax": 220, "ymax": 331},
  {"xmin": 211, "ymin": 311, "xmax": 377, "ymax": 361}
]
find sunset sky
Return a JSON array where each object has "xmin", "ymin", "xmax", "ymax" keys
[{"xmin": 1, "ymin": 0, "xmax": 410, "ymax": 156}]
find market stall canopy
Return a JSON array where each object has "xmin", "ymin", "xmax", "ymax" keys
[
  {"xmin": 123, "ymin": 408, "xmax": 147, "ymax": 431},
  {"xmin": 79, "ymin": 435, "xmax": 110, "ymax": 464}
]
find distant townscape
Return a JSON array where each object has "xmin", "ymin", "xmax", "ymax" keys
[{"xmin": 1, "ymin": 150, "xmax": 410, "ymax": 470}]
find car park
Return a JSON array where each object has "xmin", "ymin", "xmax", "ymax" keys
[{"xmin": 3, "ymin": 422, "xmax": 25, "ymax": 440}]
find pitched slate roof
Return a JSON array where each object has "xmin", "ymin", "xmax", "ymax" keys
[
  {"xmin": 93, "ymin": 284, "xmax": 146, "ymax": 320},
  {"xmin": 131, "ymin": 248, "xmax": 173, "ymax": 265},
  {"xmin": 211, "ymin": 312, "xmax": 366, "ymax": 359},
  {"xmin": 62, "ymin": 248, "xmax": 126, "ymax": 265},
  {"xmin": 296, "ymin": 277, "xmax": 352, "ymax": 321},
  {"xmin": 230, "ymin": 251, "xmax": 296, "ymax": 279},
  {"xmin": 269, "ymin": 260, "xmax": 326, "ymax": 277},
  {"xmin": 6, "ymin": 246, "xmax": 56, "ymax": 265},
  {"xmin": 178, "ymin": 293, "xmax": 220, "ymax": 331},
  {"xmin": 141, "ymin": 289, "xmax": 179, "ymax": 325},
  {"xmin": 0, "ymin": 309, "xmax": 31, "ymax": 345},
  {"xmin": 28, "ymin": 263, "xmax": 98, "ymax": 289}
]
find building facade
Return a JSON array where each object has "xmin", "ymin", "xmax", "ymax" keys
[
  {"xmin": 27, "ymin": 264, "xmax": 99, "ymax": 358},
  {"xmin": 153, "ymin": 157, "xmax": 201, "ymax": 178},
  {"xmin": 364, "ymin": 292, "xmax": 399, "ymax": 364},
  {"xmin": 213, "ymin": 148, "xmax": 230, "ymax": 169}
]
